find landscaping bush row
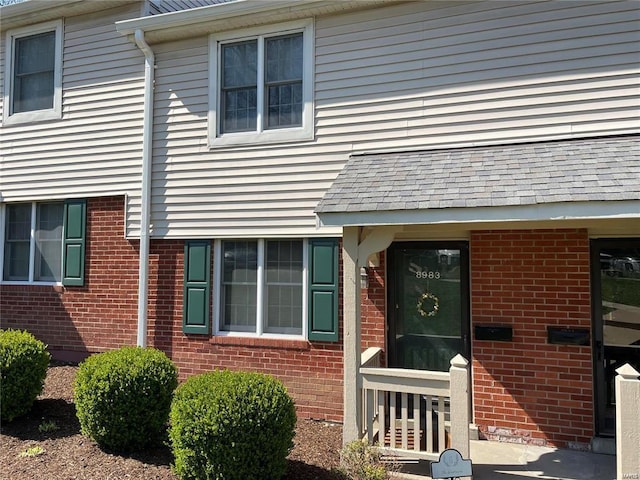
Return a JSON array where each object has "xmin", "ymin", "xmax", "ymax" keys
[{"xmin": 0, "ymin": 330, "xmax": 296, "ymax": 480}]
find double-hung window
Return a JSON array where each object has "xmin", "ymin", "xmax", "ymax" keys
[
  {"xmin": 3, "ymin": 20, "xmax": 63, "ymax": 124},
  {"xmin": 3, "ymin": 202, "xmax": 64, "ymax": 283},
  {"xmin": 209, "ymin": 20, "xmax": 314, "ymax": 147},
  {"xmin": 216, "ymin": 239, "xmax": 306, "ymax": 337}
]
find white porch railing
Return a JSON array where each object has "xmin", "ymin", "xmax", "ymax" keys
[{"xmin": 359, "ymin": 347, "xmax": 470, "ymax": 461}]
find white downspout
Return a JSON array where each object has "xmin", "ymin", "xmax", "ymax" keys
[{"xmin": 134, "ymin": 29, "xmax": 154, "ymax": 348}]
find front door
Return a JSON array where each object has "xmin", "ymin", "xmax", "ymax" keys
[
  {"xmin": 591, "ymin": 238, "xmax": 640, "ymax": 436},
  {"xmin": 388, "ymin": 242, "xmax": 470, "ymax": 371}
]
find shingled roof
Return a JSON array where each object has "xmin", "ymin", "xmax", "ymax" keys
[{"xmin": 316, "ymin": 136, "xmax": 640, "ymax": 219}]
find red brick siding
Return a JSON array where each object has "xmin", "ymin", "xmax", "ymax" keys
[
  {"xmin": 470, "ymin": 229, "xmax": 593, "ymax": 447},
  {"xmin": 1, "ymin": 202, "xmax": 348, "ymax": 422},
  {"xmin": 0, "ymin": 196, "xmax": 139, "ymax": 358},
  {"xmin": 3, "ymin": 200, "xmax": 596, "ymax": 443},
  {"xmin": 147, "ymin": 239, "xmax": 345, "ymax": 421},
  {"xmin": 361, "ymin": 253, "xmax": 387, "ymax": 359}
]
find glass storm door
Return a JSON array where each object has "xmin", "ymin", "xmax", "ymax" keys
[
  {"xmin": 388, "ymin": 242, "xmax": 470, "ymax": 371},
  {"xmin": 591, "ymin": 239, "xmax": 640, "ymax": 436}
]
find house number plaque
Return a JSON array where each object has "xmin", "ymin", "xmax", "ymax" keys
[
  {"xmin": 414, "ymin": 269, "xmax": 441, "ymax": 279},
  {"xmin": 430, "ymin": 448, "xmax": 473, "ymax": 479}
]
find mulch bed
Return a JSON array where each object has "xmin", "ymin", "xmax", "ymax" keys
[{"xmin": 0, "ymin": 363, "xmax": 344, "ymax": 480}]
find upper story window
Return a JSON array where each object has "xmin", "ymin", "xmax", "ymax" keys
[
  {"xmin": 3, "ymin": 202, "xmax": 64, "ymax": 283},
  {"xmin": 3, "ymin": 20, "xmax": 63, "ymax": 125},
  {"xmin": 209, "ymin": 20, "xmax": 314, "ymax": 148}
]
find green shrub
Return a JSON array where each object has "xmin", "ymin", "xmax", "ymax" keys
[
  {"xmin": 0, "ymin": 329, "xmax": 50, "ymax": 422},
  {"xmin": 169, "ymin": 370, "xmax": 296, "ymax": 480},
  {"xmin": 74, "ymin": 346, "xmax": 178, "ymax": 452},
  {"xmin": 339, "ymin": 439, "xmax": 399, "ymax": 480}
]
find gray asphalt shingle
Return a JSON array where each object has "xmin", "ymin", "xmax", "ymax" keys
[{"xmin": 315, "ymin": 136, "xmax": 640, "ymax": 214}]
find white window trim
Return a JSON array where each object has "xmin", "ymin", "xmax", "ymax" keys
[
  {"xmin": 0, "ymin": 202, "xmax": 62, "ymax": 286},
  {"xmin": 3, "ymin": 20, "xmax": 63, "ymax": 125},
  {"xmin": 213, "ymin": 238, "xmax": 309, "ymax": 339},
  {"xmin": 208, "ymin": 19, "xmax": 314, "ymax": 148}
]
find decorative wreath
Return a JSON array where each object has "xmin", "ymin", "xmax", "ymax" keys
[{"xmin": 416, "ymin": 291, "xmax": 439, "ymax": 317}]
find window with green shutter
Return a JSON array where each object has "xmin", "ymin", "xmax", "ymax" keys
[
  {"xmin": 62, "ymin": 199, "xmax": 86, "ymax": 286},
  {"xmin": 307, "ymin": 238, "xmax": 339, "ymax": 342},
  {"xmin": 183, "ymin": 240, "xmax": 211, "ymax": 334}
]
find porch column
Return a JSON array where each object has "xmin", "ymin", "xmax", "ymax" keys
[
  {"xmin": 616, "ymin": 363, "xmax": 640, "ymax": 480},
  {"xmin": 449, "ymin": 354, "xmax": 470, "ymax": 459},
  {"xmin": 343, "ymin": 226, "xmax": 362, "ymax": 445}
]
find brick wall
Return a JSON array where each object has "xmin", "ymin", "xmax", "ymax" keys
[
  {"xmin": 1, "ymin": 199, "xmax": 349, "ymax": 422},
  {"xmin": 147, "ymin": 239, "xmax": 345, "ymax": 422},
  {"xmin": 0, "ymin": 196, "xmax": 139, "ymax": 360},
  {"xmin": 1, "ymin": 206, "xmax": 598, "ymax": 440},
  {"xmin": 361, "ymin": 253, "xmax": 387, "ymax": 357},
  {"xmin": 471, "ymin": 229, "xmax": 593, "ymax": 448}
]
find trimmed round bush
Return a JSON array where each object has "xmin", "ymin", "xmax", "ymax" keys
[
  {"xmin": 74, "ymin": 346, "xmax": 178, "ymax": 452},
  {"xmin": 0, "ymin": 329, "xmax": 51, "ymax": 422},
  {"xmin": 169, "ymin": 370, "xmax": 297, "ymax": 480}
]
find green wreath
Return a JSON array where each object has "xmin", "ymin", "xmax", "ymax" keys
[{"xmin": 416, "ymin": 291, "xmax": 439, "ymax": 317}]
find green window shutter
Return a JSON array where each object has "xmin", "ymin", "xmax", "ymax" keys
[
  {"xmin": 183, "ymin": 240, "xmax": 211, "ymax": 334},
  {"xmin": 62, "ymin": 199, "xmax": 86, "ymax": 286},
  {"xmin": 308, "ymin": 238, "xmax": 339, "ymax": 342}
]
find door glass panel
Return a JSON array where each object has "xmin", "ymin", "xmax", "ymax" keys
[
  {"xmin": 601, "ymin": 249, "xmax": 640, "ymax": 348},
  {"xmin": 595, "ymin": 242, "xmax": 640, "ymax": 435},
  {"xmin": 392, "ymin": 246, "xmax": 465, "ymax": 371}
]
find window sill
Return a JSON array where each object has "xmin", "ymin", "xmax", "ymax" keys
[
  {"xmin": 209, "ymin": 335, "xmax": 311, "ymax": 351},
  {"xmin": 0, "ymin": 282, "xmax": 64, "ymax": 292},
  {"xmin": 208, "ymin": 125, "xmax": 313, "ymax": 149},
  {"xmin": 3, "ymin": 108, "xmax": 61, "ymax": 125}
]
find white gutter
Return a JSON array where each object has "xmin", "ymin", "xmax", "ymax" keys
[
  {"xmin": 134, "ymin": 29, "xmax": 155, "ymax": 348},
  {"xmin": 116, "ymin": 0, "xmax": 319, "ymax": 35},
  {"xmin": 115, "ymin": 0, "xmax": 392, "ymax": 43}
]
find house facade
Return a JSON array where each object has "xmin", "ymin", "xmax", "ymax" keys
[{"xmin": 1, "ymin": 0, "xmax": 639, "ymax": 450}]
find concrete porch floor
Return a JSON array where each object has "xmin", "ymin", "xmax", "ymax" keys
[{"xmin": 398, "ymin": 440, "xmax": 617, "ymax": 479}]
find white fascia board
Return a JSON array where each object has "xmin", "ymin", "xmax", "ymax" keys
[
  {"xmin": 0, "ymin": 0, "xmax": 131, "ymax": 29},
  {"xmin": 316, "ymin": 200, "xmax": 640, "ymax": 228},
  {"xmin": 0, "ymin": 0, "xmax": 73, "ymax": 17},
  {"xmin": 0, "ymin": 0, "xmax": 76, "ymax": 29},
  {"xmin": 116, "ymin": 0, "xmax": 316, "ymax": 36}
]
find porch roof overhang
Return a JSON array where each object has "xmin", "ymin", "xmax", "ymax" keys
[{"xmin": 316, "ymin": 135, "xmax": 640, "ymax": 228}]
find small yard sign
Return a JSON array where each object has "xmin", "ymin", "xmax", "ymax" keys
[{"xmin": 430, "ymin": 448, "xmax": 473, "ymax": 479}]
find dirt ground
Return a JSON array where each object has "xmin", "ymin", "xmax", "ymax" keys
[{"xmin": 0, "ymin": 364, "xmax": 344, "ymax": 480}]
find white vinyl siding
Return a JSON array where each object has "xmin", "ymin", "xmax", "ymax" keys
[
  {"xmin": 314, "ymin": 0, "xmax": 640, "ymax": 149},
  {"xmin": 0, "ymin": 5, "xmax": 144, "ymax": 212},
  {"xmin": 145, "ymin": 1, "xmax": 639, "ymax": 239}
]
